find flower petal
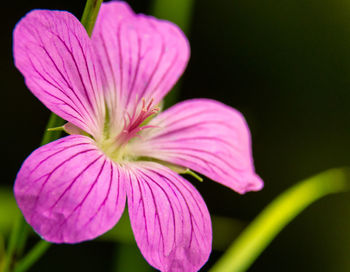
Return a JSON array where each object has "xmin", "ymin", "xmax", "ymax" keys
[
  {"xmin": 14, "ymin": 135, "xmax": 126, "ymax": 243},
  {"xmin": 124, "ymin": 161, "xmax": 211, "ymax": 272},
  {"xmin": 92, "ymin": 1, "xmax": 190, "ymax": 120},
  {"xmin": 13, "ymin": 10, "xmax": 104, "ymax": 139},
  {"xmin": 129, "ymin": 99, "xmax": 263, "ymax": 194}
]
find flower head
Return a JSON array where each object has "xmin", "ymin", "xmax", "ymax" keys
[{"xmin": 13, "ymin": 2, "xmax": 263, "ymax": 271}]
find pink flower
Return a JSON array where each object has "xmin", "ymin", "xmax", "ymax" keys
[{"xmin": 13, "ymin": 1, "xmax": 263, "ymax": 271}]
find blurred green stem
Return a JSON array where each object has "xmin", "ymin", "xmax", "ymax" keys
[
  {"xmin": 2, "ymin": 216, "xmax": 27, "ymax": 272},
  {"xmin": 112, "ymin": 243, "xmax": 152, "ymax": 272},
  {"xmin": 3, "ymin": 1, "xmax": 103, "ymax": 272},
  {"xmin": 209, "ymin": 168, "xmax": 350, "ymax": 272},
  {"xmin": 151, "ymin": 0, "xmax": 194, "ymax": 34},
  {"xmin": 13, "ymin": 241, "xmax": 50, "ymax": 272}
]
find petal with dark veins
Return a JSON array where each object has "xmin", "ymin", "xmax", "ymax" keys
[
  {"xmin": 92, "ymin": 1, "xmax": 190, "ymax": 125},
  {"xmin": 124, "ymin": 161, "xmax": 211, "ymax": 272},
  {"xmin": 13, "ymin": 10, "xmax": 105, "ymax": 139},
  {"xmin": 129, "ymin": 99, "xmax": 263, "ymax": 194},
  {"xmin": 14, "ymin": 135, "xmax": 126, "ymax": 243}
]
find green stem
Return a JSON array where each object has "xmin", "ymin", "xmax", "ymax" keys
[
  {"xmin": 2, "ymin": 216, "xmax": 26, "ymax": 272},
  {"xmin": 4, "ymin": 1, "xmax": 103, "ymax": 272},
  {"xmin": 209, "ymin": 168, "xmax": 350, "ymax": 272},
  {"xmin": 80, "ymin": 0, "xmax": 103, "ymax": 37},
  {"xmin": 13, "ymin": 241, "xmax": 50, "ymax": 272}
]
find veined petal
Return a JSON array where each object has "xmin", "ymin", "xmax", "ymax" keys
[
  {"xmin": 14, "ymin": 135, "xmax": 126, "ymax": 243},
  {"xmin": 124, "ymin": 162, "xmax": 211, "ymax": 272},
  {"xmin": 13, "ymin": 10, "xmax": 105, "ymax": 139},
  {"xmin": 92, "ymin": 1, "xmax": 190, "ymax": 125},
  {"xmin": 128, "ymin": 99, "xmax": 263, "ymax": 194}
]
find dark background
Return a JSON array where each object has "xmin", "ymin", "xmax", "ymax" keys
[{"xmin": 2, "ymin": 0, "xmax": 350, "ymax": 271}]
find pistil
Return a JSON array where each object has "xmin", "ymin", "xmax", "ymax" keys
[{"xmin": 98, "ymin": 98, "xmax": 159, "ymax": 162}]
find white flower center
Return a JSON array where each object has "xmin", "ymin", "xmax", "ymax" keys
[{"xmin": 98, "ymin": 98, "xmax": 159, "ymax": 162}]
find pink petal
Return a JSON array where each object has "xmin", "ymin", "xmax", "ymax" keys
[
  {"xmin": 13, "ymin": 10, "xmax": 105, "ymax": 139},
  {"xmin": 129, "ymin": 99, "xmax": 263, "ymax": 194},
  {"xmin": 124, "ymin": 161, "xmax": 211, "ymax": 272},
  {"xmin": 92, "ymin": 1, "xmax": 190, "ymax": 121},
  {"xmin": 14, "ymin": 135, "xmax": 126, "ymax": 243}
]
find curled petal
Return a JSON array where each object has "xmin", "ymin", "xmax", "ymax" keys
[
  {"xmin": 92, "ymin": 1, "xmax": 190, "ymax": 123},
  {"xmin": 129, "ymin": 99, "xmax": 263, "ymax": 194},
  {"xmin": 14, "ymin": 135, "xmax": 126, "ymax": 243},
  {"xmin": 124, "ymin": 161, "xmax": 212, "ymax": 272},
  {"xmin": 13, "ymin": 10, "xmax": 105, "ymax": 139}
]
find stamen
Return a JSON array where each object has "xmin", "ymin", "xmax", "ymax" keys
[
  {"xmin": 117, "ymin": 98, "xmax": 160, "ymax": 145},
  {"xmin": 98, "ymin": 98, "xmax": 160, "ymax": 162}
]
